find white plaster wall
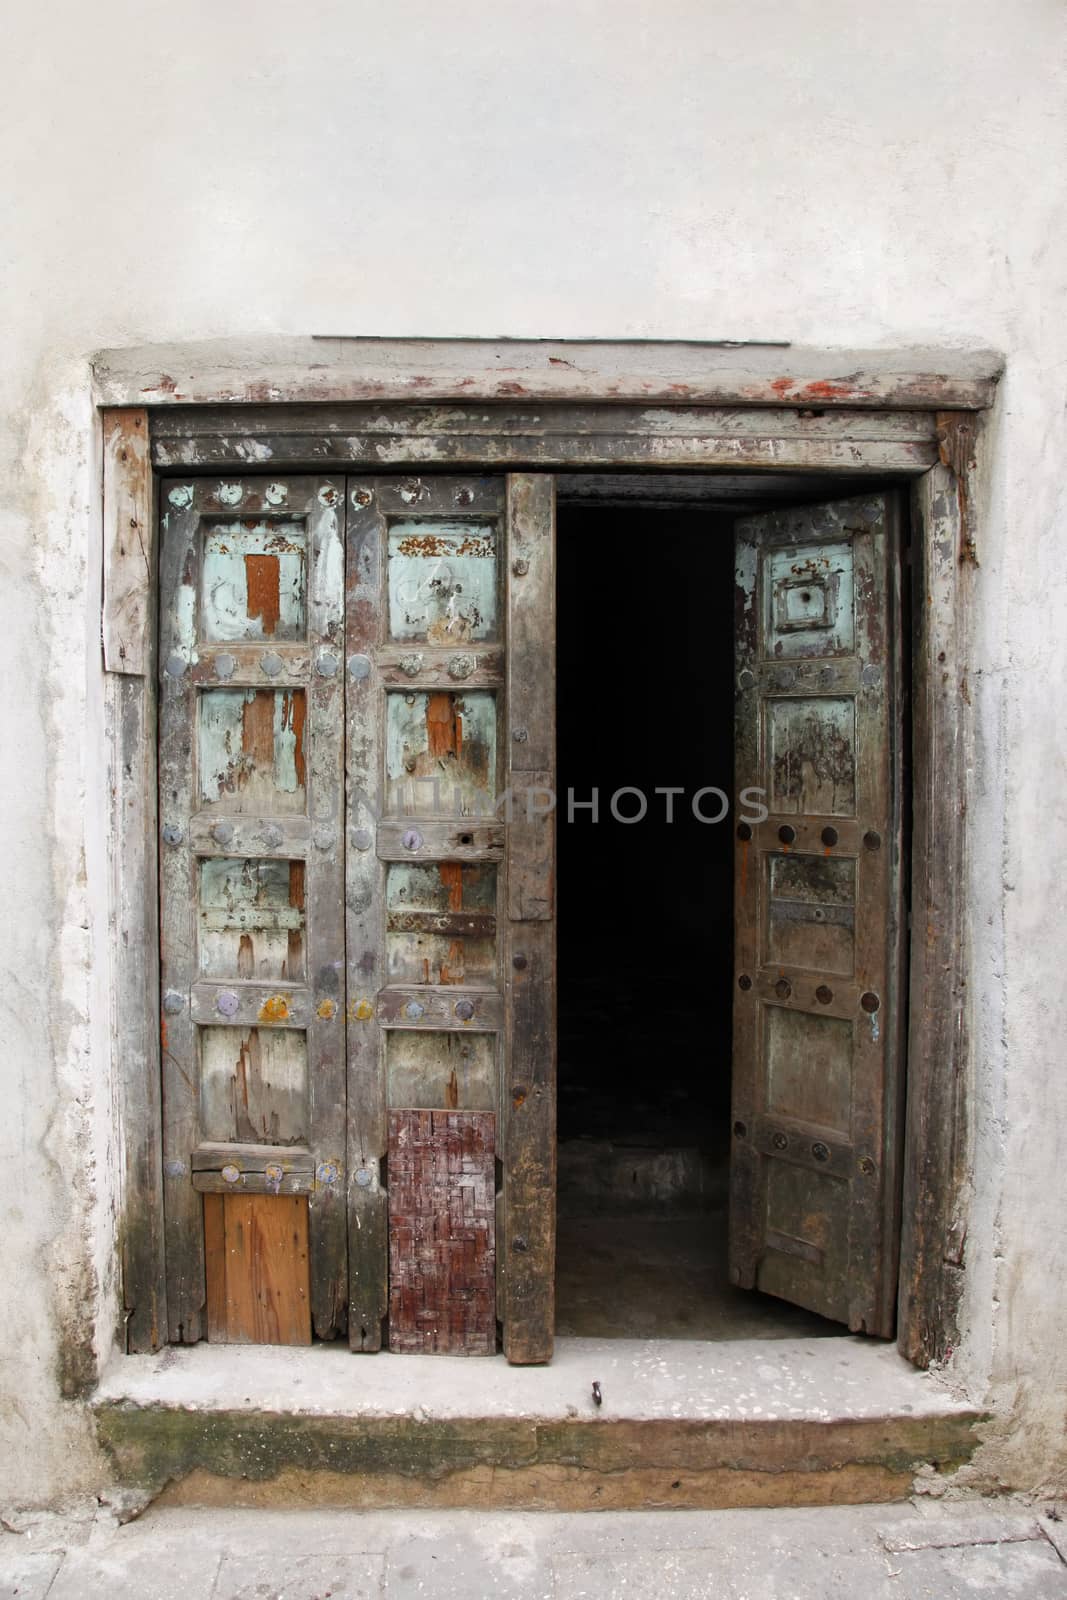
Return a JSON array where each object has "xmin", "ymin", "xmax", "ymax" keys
[{"xmin": 1, "ymin": 0, "xmax": 1064, "ymax": 1500}]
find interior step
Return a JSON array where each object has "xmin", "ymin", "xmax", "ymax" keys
[{"xmin": 93, "ymin": 1337, "xmax": 985, "ymax": 1512}]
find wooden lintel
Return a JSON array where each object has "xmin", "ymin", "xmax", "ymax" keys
[{"xmin": 93, "ymin": 337, "xmax": 1003, "ymax": 412}]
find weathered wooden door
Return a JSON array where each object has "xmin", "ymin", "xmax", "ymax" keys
[
  {"xmin": 159, "ymin": 476, "xmax": 347, "ymax": 1345},
  {"xmin": 345, "ymin": 474, "xmax": 556, "ymax": 1361},
  {"xmin": 159, "ymin": 470, "xmax": 556, "ymax": 1357},
  {"xmin": 731, "ymin": 493, "xmax": 904, "ymax": 1336}
]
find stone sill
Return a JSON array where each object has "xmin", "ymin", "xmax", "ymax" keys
[{"xmin": 95, "ymin": 1334, "xmax": 968, "ymax": 1426}]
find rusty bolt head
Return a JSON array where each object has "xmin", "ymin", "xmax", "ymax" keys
[
  {"xmin": 778, "ymin": 824, "xmax": 796, "ymax": 846},
  {"xmin": 772, "ymin": 1132, "xmax": 788, "ymax": 1150},
  {"xmin": 737, "ymin": 821, "xmax": 752, "ymax": 842},
  {"xmin": 821, "ymin": 826, "xmax": 838, "ymax": 847},
  {"xmin": 512, "ymin": 953, "xmax": 528, "ymax": 971},
  {"xmin": 864, "ymin": 830, "xmax": 882, "ymax": 850},
  {"xmin": 512, "ymin": 557, "xmax": 530, "ymax": 577},
  {"xmin": 861, "ymin": 991, "xmax": 881, "ymax": 1014},
  {"xmin": 775, "ymin": 978, "xmax": 792, "ymax": 1000},
  {"xmin": 738, "ymin": 974, "xmax": 752, "ymax": 991},
  {"xmin": 811, "ymin": 1142, "xmax": 831, "ymax": 1163},
  {"xmin": 815, "ymin": 984, "xmax": 834, "ymax": 1005}
]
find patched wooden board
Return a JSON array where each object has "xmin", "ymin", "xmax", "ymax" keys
[
  {"xmin": 203, "ymin": 1193, "xmax": 311, "ymax": 1345},
  {"xmin": 387, "ymin": 1109, "xmax": 496, "ymax": 1355}
]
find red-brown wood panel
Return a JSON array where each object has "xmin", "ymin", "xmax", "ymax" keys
[{"xmin": 387, "ymin": 1109, "xmax": 496, "ymax": 1355}]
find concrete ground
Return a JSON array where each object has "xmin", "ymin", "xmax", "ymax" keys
[
  {"xmin": 2, "ymin": 1497, "xmax": 1065, "ymax": 1599},
  {"xmin": 555, "ymin": 1213, "xmax": 840, "ymax": 1341}
]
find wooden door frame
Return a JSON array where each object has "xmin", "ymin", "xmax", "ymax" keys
[{"xmin": 99, "ymin": 339, "xmax": 996, "ymax": 1368}]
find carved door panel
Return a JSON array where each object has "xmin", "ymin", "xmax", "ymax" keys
[
  {"xmin": 731, "ymin": 494, "xmax": 904, "ymax": 1336},
  {"xmin": 344, "ymin": 474, "xmax": 556, "ymax": 1360},
  {"xmin": 158, "ymin": 476, "xmax": 347, "ymax": 1345}
]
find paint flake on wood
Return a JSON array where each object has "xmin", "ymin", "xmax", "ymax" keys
[
  {"xmin": 387, "ymin": 1109, "xmax": 496, "ymax": 1355},
  {"xmin": 203, "ymin": 1192, "xmax": 311, "ymax": 1345},
  {"xmin": 198, "ymin": 688, "xmax": 307, "ymax": 813},
  {"xmin": 386, "ymin": 862, "xmax": 496, "ymax": 986},
  {"xmin": 385, "ymin": 691, "xmax": 497, "ymax": 817}
]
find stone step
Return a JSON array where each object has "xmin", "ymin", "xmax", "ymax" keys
[{"xmin": 93, "ymin": 1336, "xmax": 985, "ymax": 1512}]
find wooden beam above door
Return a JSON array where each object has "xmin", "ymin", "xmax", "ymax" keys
[{"xmin": 93, "ymin": 337, "xmax": 1003, "ymax": 412}]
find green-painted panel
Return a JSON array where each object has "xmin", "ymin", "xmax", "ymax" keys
[
  {"xmin": 199, "ymin": 688, "xmax": 307, "ymax": 813},
  {"xmin": 767, "ymin": 697, "xmax": 856, "ymax": 817},
  {"xmin": 201, "ymin": 520, "xmax": 307, "ymax": 642},
  {"xmin": 385, "ymin": 691, "xmax": 496, "ymax": 816},
  {"xmin": 764, "ymin": 542, "xmax": 854, "ymax": 660},
  {"xmin": 387, "ymin": 521, "xmax": 497, "ymax": 643}
]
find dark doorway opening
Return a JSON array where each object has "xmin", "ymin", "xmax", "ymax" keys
[{"xmin": 554, "ymin": 498, "xmax": 840, "ymax": 1340}]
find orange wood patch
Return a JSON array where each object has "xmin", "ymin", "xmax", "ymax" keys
[{"xmin": 204, "ymin": 1193, "xmax": 311, "ymax": 1345}]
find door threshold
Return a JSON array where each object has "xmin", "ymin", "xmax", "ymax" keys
[{"xmin": 93, "ymin": 1337, "xmax": 985, "ymax": 1512}]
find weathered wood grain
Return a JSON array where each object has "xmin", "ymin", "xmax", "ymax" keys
[
  {"xmin": 345, "ymin": 481, "xmax": 388, "ymax": 1350},
  {"xmin": 503, "ymin": 474, "xmax": 557, "ymax": 1364},
  {"xmin": 387, "ymin": 1110, "xmax": 496, "ymax": 1355},
  {"xmin": 103, "ymin": 409, "xmax": 152, "ymax": 673},
  {"xmin": 153, "ymin": 421, "xmax": 935, "ymax": 475},
  {"xmin": 204, "ymin": 1193, "xmax": 312, "ymax": 1346},
  {"xmin": 112, "ymin": 672, "xmax": 166, "ymax": 1349},
  {"xmin": 95, "ymin": 336, "xmax": 1002, "ymax": 411},
  {"xmin": 898, "ymin": 457, "xmax": 973, "ymax": 1367}
]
